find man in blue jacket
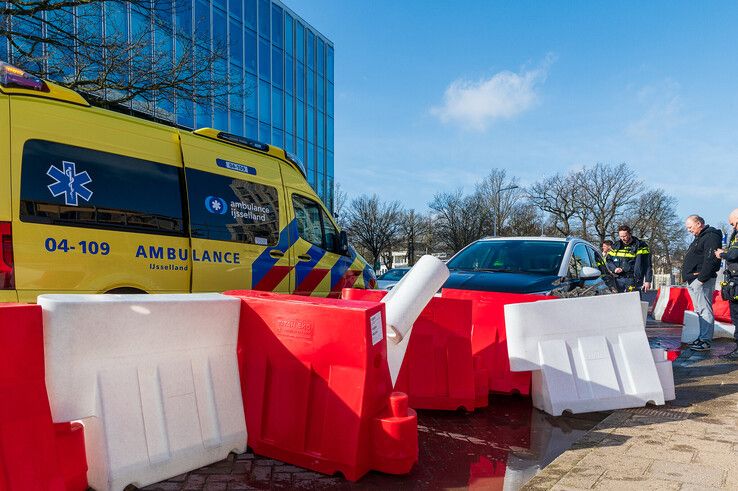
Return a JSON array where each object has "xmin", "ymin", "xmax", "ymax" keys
[
  {"xmin": 715, "ymin": 209, "xmax": 738, "ymax": 359},
  {"xmin": 682, "ymin": 215, "xmax": 723, "ymax": 351}
]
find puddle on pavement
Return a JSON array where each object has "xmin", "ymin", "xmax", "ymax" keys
[{"xmin": 353, "ymin": 395, "xmax": 607, "ymax": 490}]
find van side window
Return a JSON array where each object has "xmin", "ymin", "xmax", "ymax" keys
[
  {"xmin": 186, "ymin": 168, "xmax": 280, "ymax": 245},
  {"xmin": 19, "ymin": 139, "xmax": 185, "ymax": 236},
  {"xmin": 292, "ymin": 194, "xmax": 339, "ymax": 252}
]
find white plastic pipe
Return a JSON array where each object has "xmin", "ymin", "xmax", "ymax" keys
[{"xmin": 381, "ymin": 255, "xmax": 449, "ymax": 386}]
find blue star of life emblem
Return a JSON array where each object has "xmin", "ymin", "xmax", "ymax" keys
[{"xmin": 47, "ymin": 161, "xmax": 93, "ymax": 206}]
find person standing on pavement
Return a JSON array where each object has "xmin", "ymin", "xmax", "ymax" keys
[
  {"xmin": 602, "ymin": 240, "xmax": 614, "ymax": 257},
  {"xmin": 715, "ymin": 209, "xmax": 738, "ymax": 359},
  {"xmin": 607, "ymin": 225, "xmax": 653, "ymax": 293},
  {"xmin": 682, "ymin": 215, "xmax": 723, "ymax": 352}
]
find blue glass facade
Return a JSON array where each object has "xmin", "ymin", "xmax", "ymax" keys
[{"xmin": 3, "ymin": 0, "xmax": 335, "ymax": 209}]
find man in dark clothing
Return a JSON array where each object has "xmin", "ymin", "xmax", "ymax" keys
[
  {"xmin": 715, "ymin": 209, "xmax": 738, "ymax": 359},
  {"xmin": 606, "ymin": 225, "xmax": 653, "ymax": 293},
  {"xmin": 682, "ymin": 214, "xmax": 723, "ymax": 351}
]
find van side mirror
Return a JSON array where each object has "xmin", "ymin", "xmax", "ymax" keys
[{"xmin": 338, "ymin": 231, "xmax": 349, "ymax": 256}]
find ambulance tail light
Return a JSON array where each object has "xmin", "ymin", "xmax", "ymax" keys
[
  {"xmin": 0, "ymin": 222, "xmax": 15, "ymax": 290},
  {"xmin": 0, "ymin": 61, "xmax": 49, "ymax": 92}
]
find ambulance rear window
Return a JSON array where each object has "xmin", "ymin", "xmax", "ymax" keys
[
  {"xmin": 186, "ymin": 168, "xmax": 280, "ymax": 246},
  {"xmin": 19, "ymin": 139, "xmax": 186, "ymax": 236}
]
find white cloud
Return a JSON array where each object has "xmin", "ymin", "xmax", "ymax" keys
[
  {"xmin": 626, "ymin": 79, "xmax": 685, "ymax": 140},
  {"xmin": 431, "ymin": 55, "xmax": 555, "ymax": 131}
]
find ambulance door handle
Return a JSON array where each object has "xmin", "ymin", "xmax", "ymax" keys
[
  {"xmin": 298, "ymin": 254, "xmax": 312, "ymax": 262},
  {"xmin": 269, "ymin": 250, "xmax": 284, "ymax": 258}
]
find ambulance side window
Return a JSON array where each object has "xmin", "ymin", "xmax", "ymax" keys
[
  {"xmin": 186, "ymin": 168, "xmax": 280, "ymax": 245},
  {"xmin": 19, "ymin": 139, "xmax": 185, "ymax": 236},
  {"xmin": 292, "ymin": 194, "xmax": 338, "ymax": 252}
]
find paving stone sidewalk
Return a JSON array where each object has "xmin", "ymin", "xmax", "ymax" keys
[{"xmin": 523, "ymin": 335, "xmax": 738, "ymax": 491}]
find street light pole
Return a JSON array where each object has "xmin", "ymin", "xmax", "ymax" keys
[{"xmin": 492, "ymin": 185, "xmax": 519, "ymax": 237}]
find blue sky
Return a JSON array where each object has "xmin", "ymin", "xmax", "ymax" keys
[{"xmin": 288, "ymin": 0, "xmax": 738, "ymax": 228}]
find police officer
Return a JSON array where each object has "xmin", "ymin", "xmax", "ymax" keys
[
  {"xmin": 607, "ymin": 225, "xmax": 653, "ymax": 292},
  {"xmin": 715, "ymin": 208, "xmax": 738, "ymax": 359}
]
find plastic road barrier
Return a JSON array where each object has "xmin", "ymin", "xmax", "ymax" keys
[
  {"xmin": 505, "ymin": 292, "xmax": 665, "ymax": 415},
  {"xmin": 38, "ymin": 293, "xmax": 246, "ymax": 491},
  {"xmin": 343, "ymin": 288, "xmax": 481, "ymax": 411},
  {"xmin": 441, "ymin": 289, "xmax": 552, "ymax": 396},
  {"xmin": 653, "ymin": 286, "xmax": 694, "ymax": 324},
  {"xmin": 0, "ymin": 303, "xmax": 86, "ymax": 490},
  {"xmin": 226, "ymin": 290, "xmax": 418, "ymax": 481},
  {"xmin": 712, "ymin": 291, "xmax": 732, "ymax": 324},
  {"xmin": 651, "ymin": 349, "xmax": 676, "ymax": 401},
  {"xmin": 381, "ymin": 255, "xmax": 449, "ymax": 385},
  {"xmin": 54, "ymin": 423, "xmax": 88, "ymax": 491},
  {"xmin": 681, "ymin": 310, "xmax": 736, "ymax": 343}
]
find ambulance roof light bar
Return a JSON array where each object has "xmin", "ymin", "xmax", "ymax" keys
[{"xmin": 0, "ymin": 61, "xmax": 49, "ymax": 92}]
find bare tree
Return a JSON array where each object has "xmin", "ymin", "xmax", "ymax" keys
[
  {"xmin": 2, "ymin": 0, "xmax": 233, "ymax": 116},
  {"xmin": 476, "ymin": 169, "xmax": 521, "ymax": 236},
  {"xmin": 399, "ymin": 209, "xmax": 429, "ymax": 266},
  {"xmin": 627, "ymin": 188, "xmax": 686, "ymax": 274},
  {"xmin": 429, "ymin": 189, "xmax": 489, "ymax": 253},
  {"xmin": 345, "ymin": 194, "xmax": 403, "ymax": 270},
  {"xmin": 333, "ymin": 182, "xmax": 349, "ymax": 229},
  {"xmin": 507, "ymin": 202, "xmax": 545, "ymax": 237},
  {"xmin": 528, "ymin": 173, "xmax": 580, "ymax": 236},
  {"xmin": 577, "ymin": 163, "xmax": 643, "ymax": 243}
]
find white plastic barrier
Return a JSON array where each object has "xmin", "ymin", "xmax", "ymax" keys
[
  {"xmin": 641, "ymin": 301, "xmax": 649, "ymax": 326},
  {"xmin": 681, "ymin": 310, "xmax": 736, "ymax": 343},
  {"xmin": 39, "ymin": 293, "xmax": 247, "ymax": 491},
  {"xmin": 381, "ymin": 255, "xmax": 449, "ymax": 385},
  {"xmin": 504, "ymin": 292, "xmax": 665, "ymax": 415},
  {"xmin": 653, "ymin": 287, "xmax": 670, "ymax": 321},
  {"xmin": 651, "ymin": 349, "xmax": 675, "ymax": 401}
]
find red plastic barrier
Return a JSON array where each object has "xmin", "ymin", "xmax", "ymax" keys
[
  {"xmin": 53, "ymin": 423, "xmax": 87, "ymax": 491},
  {"xmin": 342, "ymin": 288, "xmax": 483, "ymax": 411},
  {"xmin": 441, "ymin": 289, "xmax": 552, "ymax": 396},
  {"xmin": 713, "ymin": 290, "xmax": 732, "ymax": 324},
  {"xmin": 0, "ymin": 303, "xmax": 87, "ymax": 491},
  {"xmin": 225, "ymin": 290, "xmax": 417, "ymax": 481},
  {"xmin": 660, "ymin": 287, "xmax": 694, "ymax": 324}
]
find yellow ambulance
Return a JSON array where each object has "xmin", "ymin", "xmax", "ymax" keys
[{"xmin": 0, "ymin": 62, "xmax": 375, "ymax": 303}]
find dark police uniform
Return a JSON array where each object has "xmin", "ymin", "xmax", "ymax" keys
[
  {"xmin": 719, "ymin": 230, "xmax": 738, "ymax": 342},
  {"xmin": 606, "ymin": 236, "xmax": 653, "ymax": 292}
]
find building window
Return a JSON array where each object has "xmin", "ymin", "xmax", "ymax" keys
[
  {"xmin": 271, "ymin": 4, "xmax": 283, "ymax": 48},
  {"xmin": 244, "ymin": 28, "xmax": 257, "ymax": 73},
  {"xmin": 244, "ymin": 0, "xmax": 256, "ymax": 29},
  {"xmin": 258, "ymin": 79, "xmax": 270, "ymax": 121},
  {"xmin": 272, "ymin": 46, "xmax": 283, "ymax": 88},
  {"xmin": 258, "ymin": 0, "xmax": 269, "ymax": 38},
  {"xmin": 258, "ymin": 37, "xmax": 270, "ymax": 80},
  {"xmin": 285, "ymin": 13, "xmax": 293, "ymax": 56}
]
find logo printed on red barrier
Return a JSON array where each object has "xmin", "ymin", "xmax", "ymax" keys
[
  {"xmin": 276, "ymin": 319, "xmax": 314, "ymax": 340},
  {"xmin": 370, "ymin": 312, "xmax": 383, "ymax": 345}
]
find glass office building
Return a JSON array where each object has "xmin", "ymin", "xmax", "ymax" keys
[{"xmin": 1, "ymin": 0, "xmax": 335, "ymax": 209}]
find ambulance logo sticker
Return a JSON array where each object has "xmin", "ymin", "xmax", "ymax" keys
[
  {"xmin": 47, "ymin": 161, "xmax": 93, "ymax": 206},
  {"xmin": 205, "ymin": 196, "xmax": 228, "ymax": 215}
]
